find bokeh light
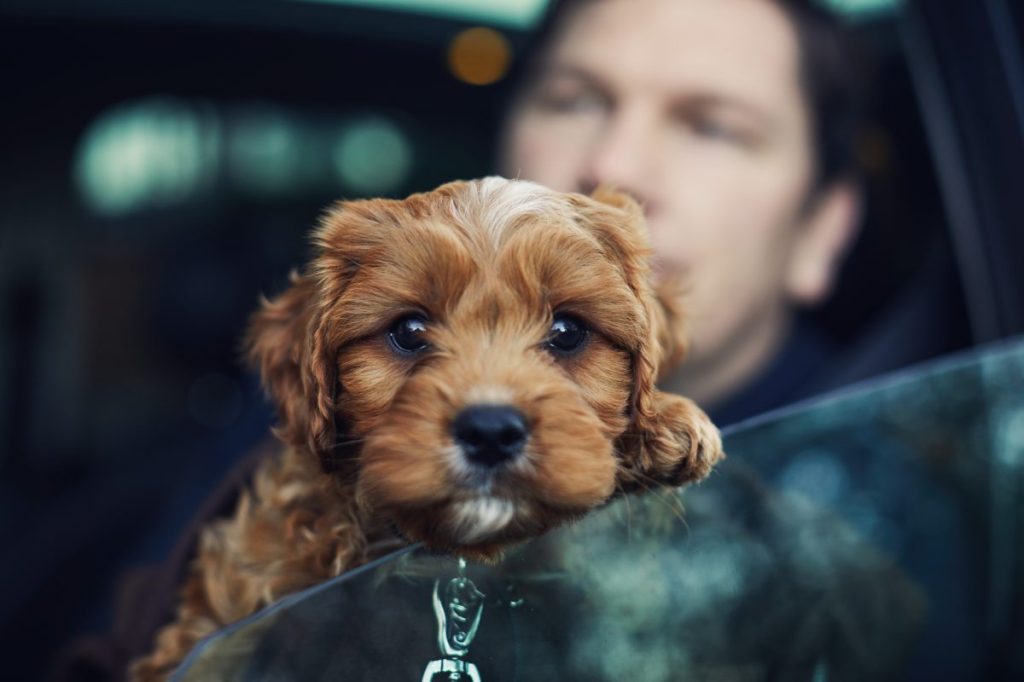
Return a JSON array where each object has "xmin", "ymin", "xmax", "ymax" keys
[
  {"xmin": 447, "ymin": 27, "xmax": 512, "ymax": 86},
  {"xmin": 295, "ymin": 0, "xmax": 548, "ymax": 30},
  {"xmin": 824, "ymin": 0, "xmax": 901, "ymax": 20},
  {"xmin": 228, "ymin": 105, "xmax": 302, "ymax": 195},
  {"xmin": 332, "ymin": 116, "xmax": 413, "ymax": 195},
  {"xmin": 74, "ymin": 97, "xmax": 218, "ymax": 217}
]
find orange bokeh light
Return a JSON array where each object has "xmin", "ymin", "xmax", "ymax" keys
[{"xmin": 447, "ymin": 27, "xmax": 512, "ymax": 86}]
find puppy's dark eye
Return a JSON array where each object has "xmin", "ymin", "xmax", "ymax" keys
[
  {"xmin": 388, "ymin": 315, "xmax": 429, "ymax": 355},
  {"xmin": 546, "ymin": 314, "xmax": 589, "ymax": 356}
]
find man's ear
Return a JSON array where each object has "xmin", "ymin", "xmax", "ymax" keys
[
  {"xmin": 786, "ymin": 179, "xmax": 862, "ymax": 304},
  {"xmin": 245, "ymin": 271, "xmax": 337, "ymax": 460}
]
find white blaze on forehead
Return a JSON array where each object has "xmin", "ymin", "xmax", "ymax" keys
[
  {"xmin": 464, "ymin": 384, "xmax": 516, "ymax": 405},
  {"xmin": 449, "ymin": 497, "xmax": 517, "ymax": 544},
  {"xmin": 450, "ymin": 176, "xmax": 574, "ymax": 246}
]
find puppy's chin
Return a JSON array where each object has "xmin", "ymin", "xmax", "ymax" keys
[
  {"xmin": 448, "ymin": 497, "xmax": 518, "ymax": 546},
  {"xmin": 388, "ymin": 495, "xmax": 585, "ymax": 563}
]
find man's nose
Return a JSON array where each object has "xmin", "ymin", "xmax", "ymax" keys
[{"xmin": 578, "ymin": 105, "xmax": 656, "ymax": 203}]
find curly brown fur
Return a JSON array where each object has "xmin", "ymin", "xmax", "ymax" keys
[{"xmin": 132, "ymin": 178, "xmax": 723, "ymax": 680}]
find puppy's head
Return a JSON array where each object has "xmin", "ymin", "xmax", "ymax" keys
[{"xmin": 247, "ymin": 178, "xmax": 716, "ymax": 558}]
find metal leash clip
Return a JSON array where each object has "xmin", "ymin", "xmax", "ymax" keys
[{"xmin": 421, "ymin": 558, "xmax": 485, "ymax": 682}]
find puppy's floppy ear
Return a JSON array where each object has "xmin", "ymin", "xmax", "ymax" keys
[
  {"xmin": 583, "ymin": 187, "xmax": 690, "ymax": 373},
  {"xmin": 245, "ymin": 270, "xmax": 338, "ymax": 461},
  {"xmin": 246, "ymin": 198, "xmax": 401, "ymax": 466},
  {"xmin": 575, "ymin": 187, "xmax": 723, "ymax": 490}
]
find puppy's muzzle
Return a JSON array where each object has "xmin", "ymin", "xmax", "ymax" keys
[{"xmin": 452, "ymin": 405, "xmax": 528, "ymax": 467}]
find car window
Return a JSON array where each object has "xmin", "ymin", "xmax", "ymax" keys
[{"xmin": 174, "ymin": 338, "xmax": 1024, "ymax": 681}]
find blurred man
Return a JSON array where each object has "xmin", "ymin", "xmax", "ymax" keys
[{"xmin": 501, "ymin": 0, "xmax": 864, "ymax": 424}]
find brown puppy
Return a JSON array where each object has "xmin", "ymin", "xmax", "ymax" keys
[{"xmin": 133, "ymin": 178, "xmax": 723, "ymax": 680}]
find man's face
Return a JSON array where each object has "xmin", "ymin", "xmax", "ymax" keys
[{"xmin": 501, "ymin": 0, "xmax": 817, "ymax": 378}]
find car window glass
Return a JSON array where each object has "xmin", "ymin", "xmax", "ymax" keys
[{"xmin": 175, "ymin": 338, "xmax": 1024, "ymax": 682}]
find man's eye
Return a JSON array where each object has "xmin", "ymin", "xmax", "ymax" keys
[
  {"xmin": 532, "ymin": 86, "xmax": 608, "ymax": 114},
  {"xmin": 694, "ymin": 118, "xmax": 735, "ymax": 140},
  {"xmin": 691, "ymin": 116, "xmax": 753, "ymax": 146},
  {"xmin": 388, "ymin": 315, "xmax": 430, "ymax": 355},
  {"xmin": 546, "ymin": 314, "xmax": 589, "ymax": 356}
]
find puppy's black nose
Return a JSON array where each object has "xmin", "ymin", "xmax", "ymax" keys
[{"xmin": 452, "ymin": 405, "xmax": 528, "ymax": 467}]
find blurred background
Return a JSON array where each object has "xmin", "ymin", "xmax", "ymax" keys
[{"xmin": 1, "ymin": 0, "xmax": 1022, "ymax": 678}]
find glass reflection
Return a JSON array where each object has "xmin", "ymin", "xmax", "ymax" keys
[{"xmin": 175, "ymin": 339, "xmax": 1024, "ymax": 681}]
